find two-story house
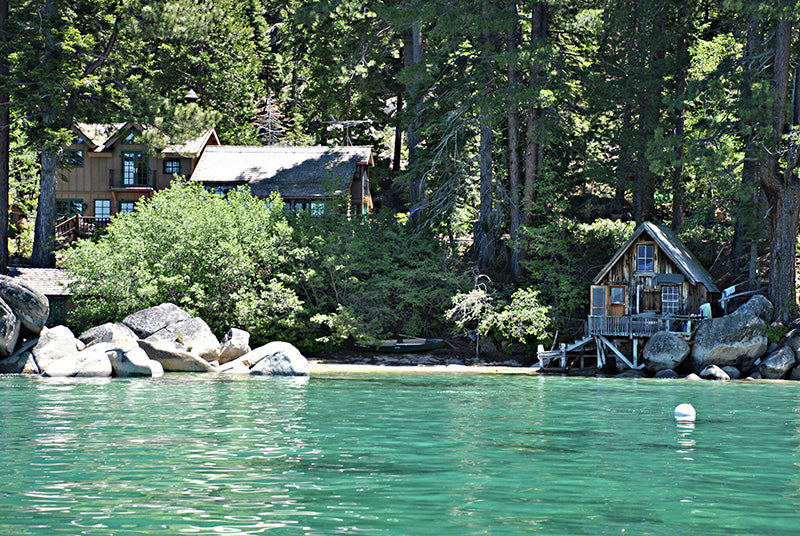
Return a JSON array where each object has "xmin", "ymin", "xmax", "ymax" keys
[{"xmin": 57, "ymin": 122, "xmax": 220, "ymax": 222}]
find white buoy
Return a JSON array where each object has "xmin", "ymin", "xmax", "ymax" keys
[{"xmin": 674, "ymin": 403, "xmax": 696, "ymax": 421}]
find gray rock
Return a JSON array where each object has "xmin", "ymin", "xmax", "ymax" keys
[
  {"xmin": 734, "ymin": 294, "xmax": 773, "ymax": 323},
  {"xmin": 122, "ymin": 303, "xmax": 191, "ymax": 339},
  {"xmin": 746, "ymin": 370, "xmax": 763, "ymax": 380},
  {"xmin": 789, "ymin": 366, "xmax": 800, "ymax": 381},
  {"xmin": 101, "ymin": 343, "xmax": 153, "ymax": 377},
  {"xmin": 0, "ymin": 298, "xmax": 20, "ymax": 357},
  {"xmin": 0, "ymin": 274, "xmax": 49, "ymax": 334},
  {"xmin": 42, "ymin": 346, "xmax": 113, "ymax": 377},
  {"xmin": 218, "ymin": 328, "xmax": 251, "ymax": 364},
  {"xmin": 137, "ymin": 339, "xmax": 216, "ymax": 372},
  {"xmin": 79, "ymin": 322, "xmax": 138, "ymax": 347},
  {"xmin": 0, "ymin": 351, "xmax": 39, "ymax": 374},
  {"xmin": 148, "ymin": 359, "xmax": 164, "ymax": 377},
  {"xmin": 32, "ymin": 326, "xmax": 84, "ymax": 371},
  {"xmin": 145, "ymin": 317, "xmax": 220, "ymax": 361},
  {"xmin": 644, "ymin": 331, "xmax": 690, "ymax": 372},
  {"xmin": 700, "ymin": 364, "xmax": 730, "ymax": 381},
  {"xmin": 614, "ymin": 368, "xmax": 648, "ymax": 378},
  {"xmin": 654, "ymin": 369, "xmax": 679, "ymax": 379},
  {"xmin": 759, "ymin": 345, "xmax": 797, "ymax": 379},
  {"xmin": 783, "ymin": 331, "xmax": 800, "ymax": 358},
  {"xmin": 247, "ymin": 341, "xmax": 310, "ymax": 376},
  {"xmin": 684, "ymin": 373, "xmax": 703, "ymax": 381},
  {"xmin": 721, "ymin": 366, "xmax": 741, "ymax": 380},
  {"xmin": 218, "ymin": 359, "xmax": 252, "ymax": 374},
  {"xmin": 691, "ymin": 312, "xmax": 768, "ymax": 372}
]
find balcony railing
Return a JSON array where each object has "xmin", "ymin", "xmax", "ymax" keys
[
  {"xmin": 588, "ymin": 314, "xmax": 700, "ymax": 338},
  {"xmin": 56, "ymin": 215, "xmax": 110, "ymax": 238},
  {"xmin": 109, "ymin": 169, "xmax": 156, "ymax": 188}
]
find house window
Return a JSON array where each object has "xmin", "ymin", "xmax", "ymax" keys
[
  {"xmin": 163, "ymin": 159, "xmax": 181, "ymax": 175},
  {"xmin": 310, "ymin": 201, "xmax": 326, "ymax": 216},
  {"xmin": 121, "ymin": 151, "xmax": 149, "ymax": 186},
  {"xmin": 123, "ymin": 132, "xmax": 136, "ymax": 144},
  {"xmin": 119, "ymin": 201, "xmax": 136, "ymax": 214},
  {"xmin": 94, "ymin": 199, "xmax": 111, "ymax": 221},
  {"xmin": 56, "ymin": 199, "xmax": 83, "ymax": 218},
  {"xmin": 63, "ymin": 149, "xmax": 84, "ymax": 167},
  {"xmin": 610, "ymin": 286, "xmax": 625, "ymax": 305},
  {"xmin": 637, "ymin": 244, "xmax": 654, "ymax": 271},
  {"xmin": 662, "ymin": 286, "xmax": 680, "ymax": 314}
]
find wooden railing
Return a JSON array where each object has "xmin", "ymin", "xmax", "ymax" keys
[
  {"xmin": 109, "ymin": 168, "xmax": 156, "ymax": 188},
  {"xmin": 55, "ymin": 215, "xmax": 110, "ymax": 238},
  {"xmin": 588, "ymin": 314, "xmax": 700, "ymax": 338}
]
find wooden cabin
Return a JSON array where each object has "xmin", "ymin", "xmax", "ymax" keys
[
  {"xmin": 188, "ymin": 145, "xmax": 374, "ymax": 216},
  {"xmin": 56, "ymin": 123, "xmax": 219, "ymax": 235},
  {"xmin": 539, "ymin": 222, "xmax": 719, "ymax": 371}
]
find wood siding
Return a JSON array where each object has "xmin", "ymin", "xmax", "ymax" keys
[{"xmin": 592, "ymin": 235, "xmax": 707, "ymax": 316}]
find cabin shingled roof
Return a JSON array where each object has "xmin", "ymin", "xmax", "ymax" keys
[
  {"xmin": 188, "ymin": 145, "xmax": 374, "ymax": 198},
  {"xmin": 593, "ymin": 221, "xmax": 720, "ymax": 293},
  {"xmin": 73, "ymin": 122, "xmax": 218, "ymax": 157}
]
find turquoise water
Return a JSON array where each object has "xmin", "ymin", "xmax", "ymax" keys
[{"xmin": 1, "ymin": 374, "xmax": 799, "ymax": 535}]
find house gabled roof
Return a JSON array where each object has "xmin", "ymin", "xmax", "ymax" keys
[
  {"xmin": 73, "ymin": 122, "xmax": 219, "ymax": 157},
  {"xmin": 593, "ymin": 221, "xmax": 720, "ymax": 293},
  {"xmin": 189, "ymin": 145, "xmax": 374, "ymax": 198}
]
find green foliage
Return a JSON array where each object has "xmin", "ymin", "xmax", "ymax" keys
[
  {"xmin": 767, "ymin": 324, "xmax": 788, "ymax": 344},
  {"xmin": 288, "ymin": 209, "xmax": 463, "ymax": 349},
  {"xmin": 445, "ymin": 286, "xmax": 551, "ymax": 346},
  {"xmin": 64, "ymin": 180, "xmax": 301, "ymax": 346}
]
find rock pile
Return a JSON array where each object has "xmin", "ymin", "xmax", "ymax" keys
[
  {"xmin": 0, "ymin": 281, "xmax": 309, "ymax": 378},
  {"xmin": 640, "ymin": 294, "xmax": 800, "ymax": 381}
]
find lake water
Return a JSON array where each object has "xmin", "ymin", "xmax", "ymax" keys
[{"xmin": 1, "ymin": 373, "xmax": 799, "ymax": 535}]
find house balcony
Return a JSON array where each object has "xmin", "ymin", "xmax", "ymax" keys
[
  {"xmin": 587, "ymin": 314, "xmax": 701, "ymax": 339},
  {"xmin": 109, "ymin": 169, "xmax": 156, "ymax": 189}
]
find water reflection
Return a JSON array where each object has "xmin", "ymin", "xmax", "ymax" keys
[{"xmin": 676, "ymin": 420, "xmax": 696, "ymax": 460}]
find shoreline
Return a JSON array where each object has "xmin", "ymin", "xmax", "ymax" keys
[{"xmin": 308, "ymin": 361, "xmax": 542, "ymax": 375}]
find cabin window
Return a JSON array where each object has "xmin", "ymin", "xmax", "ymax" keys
[
  {"xmin": 94, "ymin": 199, "xmax": 111, "ymax": 221},
  {"xmin": 63, "ymin": 149, "xmax": 84, "ymax": 168},
  {"xmin": 56, "ymin": 199, "xmax": 83, "ymax": 217},
  {"xmin": 121, "ymin": 151, "xmax": 149, "ymax": 186},
  {"xmin": 310, "ymin": 201, "xmax": 326, "ymax": 216},
  {"xmin": 610, "ymin": 286, "xmax": 625, "ymax": 305},
  {"xmin": 123, "ymin": 132, "xmax": 136, "ymax": 144},
  {"xmin": 119, "ymin": 201, "xmax": 136, "ymax": 214},
  {"xmin": 637, "ymin": 244, "xmax": 654, "ymax": 271},
  {"xmin": 662, "ymin": 286, "xmax": 680, "ymax": 314},
  {"xmin": 163, "ymin": 159, "xmax": 181, "ymax": 175}
]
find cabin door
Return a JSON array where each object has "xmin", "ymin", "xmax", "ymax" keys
[{"xmin": 591, "ymin": 286, "xmax": 606, "ymax": 317}]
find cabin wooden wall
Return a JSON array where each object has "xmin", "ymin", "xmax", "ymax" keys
[{"xmin": 594, "ymin": 234, "xmax": 707, "ymax": 316}]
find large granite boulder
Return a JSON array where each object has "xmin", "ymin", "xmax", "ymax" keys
[
  {"xmin": 0, "ymin": 298, "xmax": 20, "ymax": 357},
  {"xmin": 32, "ymin": 326, "xmax": 84, "ymax": 371},
  {"xmin": 699, "ymin": 364, "xmax": 730, "ymax": 381},
  {"xmin": 137, "ymin": 339, "xmax": 216, "ymax": 372},
  {"xmin": 644, "ymin": 331, "xmax": 690, "ymax": 372},
  {"xmin": 94, "ymin": 342, "xmax": 154, "ymax": 377},
  {"xmin": 217, "ymin": 359, "xmax": 252, "ymax": 374},
  {"xmin": 0, "ymin": 274, "xmax": 49, "ymax": 334},
  {"xmin": 654, "ymin": 369, "xmax": 679, "ymax": 379},
  {"xmin": 145, "ymin": 317, "xmax": 220, "ymax": 361},
  {"xmin": 734, "ymin": 294, "xmax": 773, "ymax": 323},
  {"xmin": 248, "ymin": 341, "xmax": 310, "ymax": 376},
  {"xmin": 218, "ymin": 328, "xmax": 251, "ymax": 364},
  {"xmin": 759, "ymin": 345, "xmax": 797, "ymax": 379},
  {"xmin": 691, "ymin": 297, "xmax": 769, "ymax": 371},
  {"xmin": 0, "ymin": 351, "xmax": 39, "ymax": 374},
  {"xmin": 122, "ymin": 303, "xmax": 191, "ymax": 339},
  {"xmin": 79, "ymin": 322, "xmax": 138, "ymax": 347},
  {"xmin": 42, "ymin": 346, "xmax": 113, "ymax": 377}
]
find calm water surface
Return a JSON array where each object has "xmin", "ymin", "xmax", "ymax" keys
[{"xmin": 1, "ymin": 373, "xmax": 799, "ymax": 535}]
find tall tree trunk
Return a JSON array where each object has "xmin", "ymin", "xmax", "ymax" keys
[
  {"xmin": 474, "ymin": 12, "xmax": 495, "ymax": 270},
  {"xmin": 31, "ymin": 122, "xmax": 58, "ymax": 268},
  {"xmin": 393, "ymin": 88, "xmax": 403, "ymax": 175},
  {"xmin": 507, "ymin": 0, "xmax": 521, "ymax": 282},
  {"xmin": 0, "ymin": 0, "xmax": 9, "ymax": 273},
  {"xmin": 406, "ymin": 23, "xmax": 425, "ymax": 224},
  {"xmin": 632, "ymin": 12, "xmax": 658, "ymax": 225},
  {"xmin": 523, "ymin": 1, "xmax": 547, "ymax": 225},
  {"xmin": 760, "ymin": 19, "xmax": 799, "ymax": 324},
  {"xmin": 731, "ymin": 15, "xmax": 762, "ymax": 284}
]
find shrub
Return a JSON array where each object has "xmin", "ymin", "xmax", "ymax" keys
[{"xmin": 64, "ymin": 180, "xmax": 302, "ymax": 346}]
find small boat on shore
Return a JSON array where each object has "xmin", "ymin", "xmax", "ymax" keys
[{"xmin": 353, "ymin": 336, "xmax": 447, "ymax": 353}]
